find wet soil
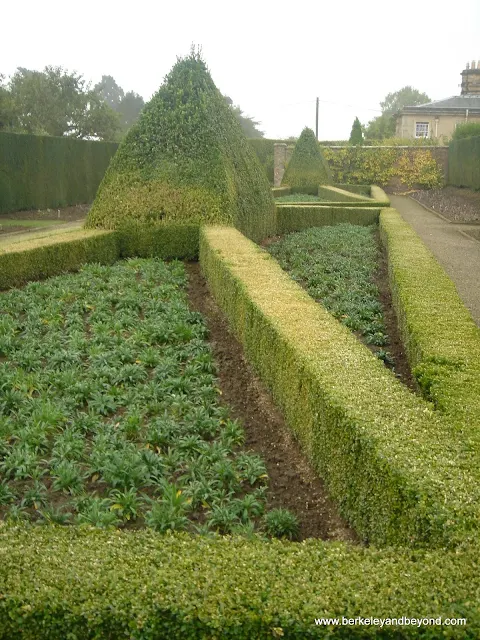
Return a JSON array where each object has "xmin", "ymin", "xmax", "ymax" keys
[
  {"xmin": 186, "ymin": 261, "xmax": 359, "ymax": 544},
  {"xmin": 411, "ymin": 186, "xmax": 480, "ymax": 223}
]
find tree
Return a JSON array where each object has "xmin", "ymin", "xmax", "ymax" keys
[
  {"xmin": 224, "ymin": 96, "xmax": 264, "ymax": 138},
  {"xmin": 380, "ymin": 86, "xmax": 430, "ymax": 115},
  {"xmin": 349, "ymin": 117, "xmax": 363, "ymax": 145},
  {"xmin": 364, "ymin": 86, "xmax": 430, "ymax": 141},
  {"xmin": 116, "ymin": 91, "xmax": 145, "ymax": 133},
  {"xmin": 8, "ymin": 66, "xmax": 120, "ymax": 140},
  {"xmin": 94, "ymin": 75, "xmax": 124, "ymax": 110},
  {"xmin": 0, "ymin": 74, "xmax": 18, "ymax": 131}
]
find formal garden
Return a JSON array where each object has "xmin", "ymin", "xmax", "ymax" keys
[{"xmin": 0, "ymin": 50, "xmax": 479, "ymax": 638}]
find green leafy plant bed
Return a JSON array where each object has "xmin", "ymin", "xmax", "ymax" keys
[
  {"xmin": 0, "ymin": 258, "xmax": 279, "ymax": 535},
  {"xmin": 267, "ymin": 225, "xmax": 398, "ymax": 370}
]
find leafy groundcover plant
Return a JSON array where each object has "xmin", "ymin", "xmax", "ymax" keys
[{"xmin": 0, "ymin": 258, "xmax": 287, "ymax": 536}]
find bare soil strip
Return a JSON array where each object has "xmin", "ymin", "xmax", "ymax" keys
[{"xmin": 186, "ymin": 262, "xmax": 358, "ymax": 543}]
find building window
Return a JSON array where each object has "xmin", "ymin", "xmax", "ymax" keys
[{"xmin": 415, "ymin": 122, "xmax": 429, "ymax": 138}]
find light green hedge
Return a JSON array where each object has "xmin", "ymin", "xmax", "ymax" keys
[
  {"xmin": 0, "ymin": 132, "xmax": 118, "ymax": 214},
  {"xmin": 199, "ymin": 226, "xmax": 480, "ymax": 548},
  {"xmin": 0, "ymin": 229, "xmax": 119, "ymax": 290},
  {"xmin": 276, "ymin": 206, "xmax": 380, "ymax": 234},
  {"xmin": 117, "ymin": 222, "xmax": 199, "ymax": 260},
  {"xmin": 272, "ymin": 186, "xmax": 291, "ymax": 197},
  {"xmin": 379, "ymin": 207, "xmax": 480, "ymax": 425},
  {"xmin": 334, "ymin": 183, "xmax": 371, "ymax": 196},
  {"xmin": 0, "ymin": 527, "xmax": 478, "ymax": 639},
  {"xmin": 0, "ymin": 223, "xmax": 199, "ymax": 290},
  {"xmin": 317, "ymin": 186, "xmax": 372, "ymax": 202}
]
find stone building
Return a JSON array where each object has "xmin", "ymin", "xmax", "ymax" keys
[{"xmin": 395, "ymin": 62, "xmax": 480, "ymax": 141}]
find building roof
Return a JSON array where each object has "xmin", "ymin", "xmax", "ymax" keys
[{"xmin": 400, "ymin": 95, "xmax": 480, "ymax": 114}]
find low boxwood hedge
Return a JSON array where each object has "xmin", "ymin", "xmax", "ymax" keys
[
  {"xmin": 199, "ymin": 226, "xmax": 480, "ymax": 548},
  {"xmin": 0, "ymin": 526, "xmax": 478, "ymax": 639},
  {"xmin": 317, "ymin": 186, "xmax": 372, "ymax": 203},
  {"xmin": 276, "ymin": 206, "xmax": 380, "ymax": 234},
  {"xmin": 0, "ymin": 229, "xmax": 119, "ymax": 290},
  {"xmin": 379, "ymin": 207, "xmax": 480, "ymax": 425},
  {"xmin": 0, "ymin": 223, "xmax": 200, "ymax": 291}
]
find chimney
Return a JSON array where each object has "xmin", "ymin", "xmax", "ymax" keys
[{"xmin": 461, "ymin": 60, "xmax": 480, "ymax": 95}]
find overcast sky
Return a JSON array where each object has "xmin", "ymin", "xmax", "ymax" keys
[{"xmin": 3, "ymin": 0, "xmax": 480, "ymax": 140}]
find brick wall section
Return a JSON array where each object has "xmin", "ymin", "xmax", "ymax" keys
[{"xmin": 274, "ymin": 145, "xmax": 449, "ymax": 190}]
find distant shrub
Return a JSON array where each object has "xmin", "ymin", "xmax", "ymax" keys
[{"xmin": 282, "ymin": 127, "xmax": 332, "ymax": 188}]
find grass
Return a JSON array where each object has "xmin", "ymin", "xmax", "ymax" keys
[
  {"xmin": 275, "ymin": 194, "xmax": 326, "ymax": 203},
  {"xmin": 267, "ymin": 224, "xmax": 393, "ymax": 364},
  {"xmin": 0, "ymin": 219, "xmax": 69, "ymax": 228},
  {"xmin": 0, "ymin": 258, "xmax": 281, "ymax": 536}
]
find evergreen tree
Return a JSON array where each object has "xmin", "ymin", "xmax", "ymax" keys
[{"xmin": 349, "ymin": 117, "xmax": 363, "ymax": 145}]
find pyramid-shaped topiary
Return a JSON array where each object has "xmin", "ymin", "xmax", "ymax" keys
[
  {"xmin": 86, "ymin": 49, "xmax": 275, "ymax": 242},
  {"xmin": 281, "ymin": 127, "xmax": 332, "ymax": 188}
]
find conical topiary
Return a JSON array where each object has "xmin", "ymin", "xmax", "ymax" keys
[
  {"xmin": 86, "ymin": 49, "xmax": 275, "ymax": 242},
  {"xmin": 281, "ymin": 127, "xmax": 332, "ymax": 188},
  {"xmin": 349, "ymin": 117, "xmax": 363, "ymax": 145}
]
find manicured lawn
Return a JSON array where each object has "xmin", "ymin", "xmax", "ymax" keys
[{"xmin": 0, "ymin": 259, "xmax": 272, "ymax": 534}]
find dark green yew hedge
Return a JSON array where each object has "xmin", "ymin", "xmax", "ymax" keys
[
  {"xmin": 0, "ymin": 132, "xmax": 117, "ymax": 214},
  {"xmin": 448, "ymin": 135, "xmax": 480, "ymax": 189}
]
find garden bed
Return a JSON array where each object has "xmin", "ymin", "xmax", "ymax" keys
[
  {"xmin": 0, "ymin": 257, "xmax": 354, "ymax": 542},
  {"xmin": 411, "ymin": 186, "xmax": 480, "ymax": 222},
  {"xmin": 267, "ymin": 224, "xmax": 414, "ymax": 387}
]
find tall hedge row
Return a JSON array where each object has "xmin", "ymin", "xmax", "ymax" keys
[
  {"xmin": 0, "ymin": 132, "xmax": 118, "ymax": 214},
  {"xmin": 448, "ymin": 135, "xmax": 480, "ymax": 189}
]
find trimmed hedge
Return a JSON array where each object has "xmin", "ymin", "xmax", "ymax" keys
[
  {"xmin": 282, "ymin": 128, "xmax": 332, "ymax": 188},
  {"xmin": 276, "ymin": 206, "xmax": 380, "ymax": 234},
  {"xmin": 0, "ymin": 527, "xmax": 478, "ymax": 639},
  {"xmin": 448, "ymin": 135, "xmax": 480, "ymax": 189},
  {"xmin": 117, "ymin": 222, "xmax": 199, "ymax": 259},
  {"xmin": 0, "ymin": 229, "xmax": 119, "ymax": 290},
  {"xmin": 86, "ymin": 51, "xmax": 275, "ymax": 243},
  {"xmin": 0, "ymin": 132, "xmax": 117, "ymax": 214},
  {"xmin": 272, "ymin": 186, "xmax": 291, "ymax": 197},
  {"xmin": 199, "ymin": 225, "xmax": 480, "ymax": 548},
  {"xmin": 334, "ymin": 183, "xmax": 371, "ymax": 196},
  {"xmin": 379, "ymin": 207, "xmax": 480, "ymax": 425},
  {"xmin": 317, "ymin": 186, "xmax": 373, "ymax": 202},
  {"xmin": 0, "ymin": 222, "xmax": 199, "ymax": 290}
]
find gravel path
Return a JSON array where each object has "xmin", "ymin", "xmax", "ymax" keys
[{"xmin": 389, "ymin": 195, "xmax": 480, "ymax": 327}]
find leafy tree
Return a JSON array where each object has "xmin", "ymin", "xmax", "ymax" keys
[
  {"xmin": 8, "ymin": 66, "xmax": 120, "ymax": 140},
  {"xmin": 349, "ymin": 117, "xmax": 363, "ymax": 145},
  {"xmin": 364, "ymin": 86, "xmax": 430, "ymax": 141},
  {"xmin": 224, "ymin": 96, "xmax": 264, "ymax": 138},
  {"xmin": 117, "ymin": 91, "xmax": 145, "ymax": 133},
  {"xmin": 0, "ymin": 74, "xmax": 18, "ymax": 131},
  {"xmin": 94, "ymin": 75, "xmax": 124, "ymax": 110},
  {"xmin": 380, "ymin": 87, "xmax": 430, "ymax": 114}
]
